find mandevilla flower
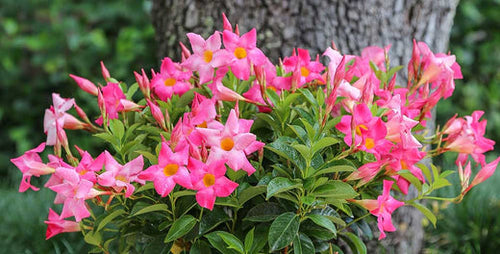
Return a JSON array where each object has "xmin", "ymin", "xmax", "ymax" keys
[
  {"xmin": 45, "ymin": 209, "xmax": 80, "ymax": 240},
  {"xmin": 151, "ymin": 57, "xmax": 192, "ymax": 101},
  {"xmin": 98, "ymin": 152, "xmax": 145, "ymax": 197},
  {"xmin": 10, "ymin": 142, "xmax": 55, "ymax": 192},
  {"xmin": 188, "ymin": 158, "xmax": 238, "ymax": 210}
]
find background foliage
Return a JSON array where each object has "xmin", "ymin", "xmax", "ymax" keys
[{"xmin": 0, "ymin": 0, "xmax": 498, "ymax": 252}]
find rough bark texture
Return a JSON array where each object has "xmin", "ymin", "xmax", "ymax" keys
[{"xmin": 151, "ymin": 1, "xmax": 459, "ymax": 253}]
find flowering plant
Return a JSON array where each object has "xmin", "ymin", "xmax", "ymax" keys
[{"xmin": 11, "ymin": 14, "xmax": 499, "ymax": 253}]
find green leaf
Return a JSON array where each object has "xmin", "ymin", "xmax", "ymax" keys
[
  {"xmin": 164, "ymin": 215, "xmax": 197, "ymax": 243},
  {"xmin": 292, "ymin": 144, "xmax": 311, "ymax": 162},
  {"xmin": 411, "ymin": 202, "xmax": 437, "ymax": 227},
  {"xmin": 126, "ymin": 83, "xmax": 139, "ymax": 99},
  {"xmin": 244, "ymin": 228, "xmax": 255, "ymax": 254},
  {"xmin": 313, "ymin": 180, "xmax": 358, "ymax": 199},
  {"xmin": 238, "ymin": 185, "xmax": 267, "ymax": 205},
  {"xmin": 199, "ymin": 207, "xmax": 231, "ymax": 235},
  {"xmin": 217, "ymin": 232, "xmax": 245, "ymax": 254},
  {"xmin": 398, "ymin": 170, "xmax": 422, "ymax": 192},
  {"xmin": 205, "ymin": 232, "xmax": 240, "ymax": 254},
  {"xmin": 312, "ymin": 165, "xmax": 355, "ymax": 177},
  {"xmin": 134, "ymin": 150, "xmax": 158, "ymax": 165},
  {"xmin": 300, "ymin": 89, "xmax": 318, "ymax": 107},
  {"xmin": 266, "ymin": 138, "xmax": 306, "ymax": 170},
  {"xmin": 244, "ymin": 202, "xmax": 284, "ymax": 222},
  {"xmin": 293, "ymin": 233, "xmax": 315, "ymax": 254},
  {"xmin": 109, "ymin": 119, "xmax": 125, "ymax": 141},
  {"xmin": 266, "ymin": 177, "xmax": 302, "ymax": 200},
  {"xmin": 268, "ymin": 212, "xmax": 300, "ymax": 251},
  {"xmin": 190, "ymin": 240, "xmax": 212, "ymax": 254},
  {"xmin": 172, "ymin": 190, "xmax": 196, "ymax": 199},
  {"xmin": 94, "ymin": 132, "xmax": 119, "ymax": 146},
  {"xmin": 342, "ymin": 232, "xmax": 367, "ymax": 254},
  {"xmin": 417, "ymin": 163, "xmax": 433, "ymax": 184},
  {"xmin": 433, "ymin": 178, "xmax": 452, "ymax": 190},
  {"xmin": 96, "ymin": 209, "xmax": 126, "ymax": 232},
  {"xmin": 307, "ymin": 214, "xmax": 337, "ymax": 236},
  {"xmin": 131, "ymin": 203, "xmax": 169, "ymax": 216},
  {"xmin": 84, "ymin": 231, "xmax": 102, "ymax": 247},
  {"xmin": 311, "ymin": 137, "xmax": 339, "ymax": 155}
]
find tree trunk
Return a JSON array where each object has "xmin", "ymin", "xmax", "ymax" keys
[{"xmin": 151, "ymin": 0, "xmax": 459, "ymax": 253}]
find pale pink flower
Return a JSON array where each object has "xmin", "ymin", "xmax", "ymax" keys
[
  {"xmin": 44, "ymin": 93, "xmax": 75, "ymax": 146},
  {"xmin": 183, "ymin": 32, "xmax": 232, "ymax": 84},
  {"xmin": 464, "ymin": 156, "xmax": 500, "ymax": 194},
  {"xmin": 98, "ymin": 152, "xmax": 144, "ymax": 197}
]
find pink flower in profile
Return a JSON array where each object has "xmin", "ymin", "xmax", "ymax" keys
[
  {"xmin": 208, "ymin": 68, "xmax": 248, "ymax": 102},
  {"xmin": 188, "ymin": 158, "xmax": 238, "ymax": 210},
  {"xmin": 147, "ymin": 99, "xmax": 166, "ymax": 130},
  {"xmin": 151, "ymin": 57, "xmax": 192, "ymax": 101},
  {"xmin": 283, "ymin": 48, "xmax": 325, "ymax": 87},
  {"xmin": 96, "ymin": 83, "xmax": 142, "ymax": 125},
  {"xmin": 183, "ymin": 32, "xmax": 232, "ymax": 84},
  {"xmin": 464, "ymin": 156, "xmax": 500, "ymax": 194},
  {"xmin": 45, "ymin": 208, "xmax": 80, "ymax": 239},
  {"xmin": 98, "ymin": 152, "xmax": 144, "ymax": 197},
  {"xmin": 222, "ymin": 28, "xmax": 267, "ymax": 80},
  {"xmin": 336, "ymin": 103, "xmax": 392, "ymax": 157},
  {"xmin": 345, "ymin": 160, "xmax": 388, "ymax": 186},
  {"xmin": 444, "ymin": 111, "xmax": 495, "ymax": 166},
  {"xmin": 139, "ymin": 143, "xmax": 192, "ymax": 197},
  {"xmin": 48, "ymin": 167, "xmax": 102, "ymax": 221},
  {"xmin": 10, "ymin": 142, "xmax": 55, "ymax": 192},
  {"xmin": 197, "ymin": 109, "xmax": 264, "ymax": 175},
  {"xmin": 353, "ymin": 180, "xmax": 404, "ymax": 240},
  {"xmin": 44, "ymin": 93, "xmax": 75, "ymax": 146}
]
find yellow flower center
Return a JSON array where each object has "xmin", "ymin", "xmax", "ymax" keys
[
  {"xmin": 267, "ymin": 86, "xmax": 277, "ymax": 92},
  {"xmin": 220, "ymin": 137, "xmax": 234, "ymax": 151},
  {"xmin": 197, "ymin": 121, "xmax": 208, "ymax": 128},
  {"xmin": 300, "ymin": 67, "xmax": 310, "ymax": 77},
  {"xmin": 365, "ymin": 138, "xmax": 375, "ymax": 150},
  {"xmin": 203, "ymin": 50, "xmax": 213, "ymax": 63},
  {"xmin": 234, "ymin": 47, "xmax": 247, "ymax": 59},
  {"xmin": 355, "ymin": 124, "xmax": 368, "ymax": 136},
  {"xmin": 400, "ymin": 160, "xmax": 408, "ymax": 169},
  {"xmin": 164, "ymin": 78, "xmax": 177, "ymax": 87},
  {"xmin": 79, "ymin": 170, "xmax": 88, "ymax": 176},
  {"xmin": 203, "ymin": 173, "xmax": 216, "ymax": 187},
  {"xmin": 115, "ymin": 175, "xmax": 127, "ymax": 182},
  {"xmin": 163, "ymin": 164, "xmax": 179, "ymax": 177}
]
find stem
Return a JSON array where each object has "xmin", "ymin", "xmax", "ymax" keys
[{"xmin": 338, "ymin": 213, "xmax": 371, "ymax": 232}]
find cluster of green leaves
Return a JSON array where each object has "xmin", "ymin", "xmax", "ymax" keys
[{"xmin": 0, "ymin": 0, "xmax": 156, "ymax": 183}]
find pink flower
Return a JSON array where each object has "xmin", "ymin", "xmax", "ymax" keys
[
  {"xmin": 283, "ymin": 48, "xmax": 325, "ymax": 87},
  {"xmin": 188, "ymin": 158, "xmax": 238, "ymax": 210},
  {"xmin": 151, "ymin": 57, "xmax": 192, "ymax": 101},
  {"xmin": 74, "ymin": 151, "xmax": 105, "ymax": 183},
  {"xmin": 464, "ymin": 156, "xmax": 500, "ymax": 194},
  {"xmin": 98, "ymin": 152, "xmax": 144, "ymax": 197},
  {"xmin": 10, "ymin": 142, "xmax": 55, "ymax": 192},
  {"xmin": 222, "ymin": 29, "xmax": 267, "ymax": 80},
  {"xmin": 96, "ymin": 83, "xmax": 142, "ymax": 125},
  {"xmin": 197, "ymin": 109, "xmax": 264, "ymax": 175},
  {"xmin": 354, "ymin": 180, "xmax": 404, "ymax": 240},
  {"xmin": 100, "ymin": 61, "xmax": 111, "ymax": 80},
  {"xmin": 345, "ymin": 160, "xmax": 388, "ymax": 186},
  {"xmin": 45, "ymin": 209, "xmax": 80, "ymax": 239},
  {"xmin": 69, "ymin": 74, "xmax": 98, "ymax": 96},
  {"xmin": 48, "ymin": 167, "xmax": 102, "ymax": 221},
  {"xmin": 139, "ymin": 143, "xmax": 192, "ymax": 197},
  {"xmin": 183, "ymin": 32, "xmax": 232, "ymax": 84},
  {"xmin": 208, "ymin": 68, "xmax": 248, "ymax": 102},
  {"xmin": 134, "ymin": 69, "xmax": 151, "ymax": 99},
  {"xmin": 336, "ymin": 103, "xmax": 392, "ymax": 157}
]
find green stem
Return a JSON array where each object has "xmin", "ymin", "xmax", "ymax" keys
[{"xmin": 338, "ymin": 213, "xmax": 371, "ymax": 232}]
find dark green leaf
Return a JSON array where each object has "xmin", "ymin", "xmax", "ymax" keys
[
  {"xmin": 238, "ymin": 185, "xmax": 267, "ymax": 205},
  {"xmin": 164, "ymin": 215, "xmax": 197, "ymax": 243},
  {"xmin": 244, "ymin": 202, "xmax": 284, "ymax": 222},
  {"xmin": 217, "ymin": 232, "xmax": 245, "ymax": 254},
  {"xmin": 268, "ymin": 212, "xmax": 300, "ymax": 251},
  {"xmin": 130, "ymin": 203, "xmax": 169, "ymax": 217},
  {"xmin": 96, "ymin": 209, "xmax": 125, "ymax": 232},
  {"xmin": 199, "ymin": 207, "xmax": 231, "ymax": 235},
  {"xmin": 342, "ymin": 232, "xmax": 367, "ymax": 254},
  {"xmin": 266, "ymin": 177, "xmax": 302, "ymax": 200},
  {"xmin": 313, "ymin": 180, "xmax": 358, "ymax": 199},
  {"xmin": 293, "ymin": 233, "xmax": 315, "ymax": 254},
  {"xmin": 307, "ymin": 214, "xmax": 337, "ymax": 236},
  {"xmin": 311, "ymin": 137, "xmax": 339, "ymax": 155},
  {"xmin": 244, "ymin": 228, "xmax": 255, "ymax": 254}
]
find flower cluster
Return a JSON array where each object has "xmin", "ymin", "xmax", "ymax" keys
[{"xmin": 10, "ymin": 14, "xmax": 499, "ymax": 251}]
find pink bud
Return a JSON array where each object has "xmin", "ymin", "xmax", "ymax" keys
[
  {"xmin": 74, "ymin": 103, "xmax": 90, "ymax": 123},
  {"xmin": 100, "ymin": 61, "xmax": 111, "ymax": 80},
  {"xmin": 62, "ymin": 113, "xmax": 87, "ymax": 130},
  {"xmin": 179, "ymin": 41, "xmax": 191, "ymax": 60},
  {"xmin": 146, "ymin": 99, "xmax": 166, "ymax": 129},
  {"xmin": 119, "ymin": 99, "xmax": 143, "ymax": 112},
  {"xmin": 69, "ymin": 74, "xmax": 98, "ymax": 96},
  {"xmin": 222, "ymin": 13, "xmax": 232, "ymax": 32}
]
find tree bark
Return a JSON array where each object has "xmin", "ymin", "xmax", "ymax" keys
[{"xmin": 151, "ymin": 0, "xmax": 459, "ymax": 253}]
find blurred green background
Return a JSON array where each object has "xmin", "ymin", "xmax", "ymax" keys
[{"xmin": 0, "ymin": 0, "xmax": 498, "ymax": 253}]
